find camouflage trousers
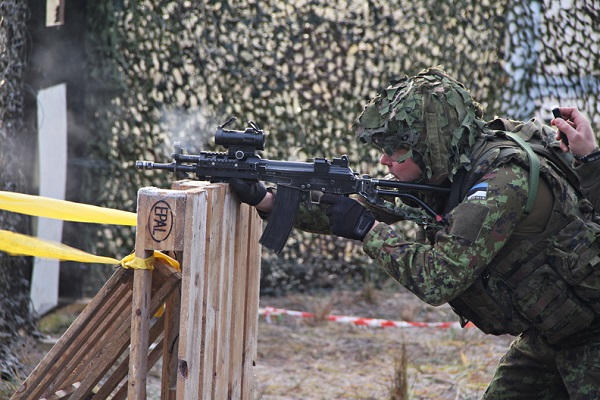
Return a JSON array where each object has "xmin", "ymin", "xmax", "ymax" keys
[{"xmin": 483, "ymin": 330, "xmax": 600, "ymax": 399}]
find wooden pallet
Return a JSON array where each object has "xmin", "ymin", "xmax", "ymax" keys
[{"xmin": 11, "ymin": 183, "xmax": 262, "ymax": 399}]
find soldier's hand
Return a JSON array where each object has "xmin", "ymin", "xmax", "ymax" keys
[
  {"xmin": 229, "ymin": 179, "xmax": 267, "ymax": 206},
  {"xmin": 552, "ymin": 107, "xmax": 598, "ymax": 157},
  {"xmin": 321, "ymin": 194, "xmax": 376, "ymax": 241}
]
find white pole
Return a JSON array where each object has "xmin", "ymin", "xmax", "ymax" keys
[{"xmin": 30, "ymin": 83, "xmax": 67, "ymax": 316}]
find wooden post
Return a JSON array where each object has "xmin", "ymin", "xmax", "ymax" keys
[
  {"xmin": 242, "ymin": 205, "xmax": 263, "ymax": 400},
  {"xmin": 129, "ymin": 265, "xmax": 152, "ymax": 399},
  {"xmin": 213, "ymin": 189, "xmax": 237, "ymax": 399},
  {"xmin": 228, "ymin": 204, "xmax": 251, "ymax": 400},
  {"xmin": 131, "ymin": 187, "xmax": 187, "ymax": 399},
  {"xmin": 161, "ymin": 284, "xmax": 181, "ymax": 400},
  {"xmin": 175, "ymin": 186, "xmax": 208, "ymax": 398}
]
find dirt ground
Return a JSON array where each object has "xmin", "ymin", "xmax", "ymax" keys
[
  {"xmin": 253, "ymin": 288, "xmax": 512, "ymax": 400},
  {"xmin": 4, "ymin": 286, "xmax": 513, "ymax": 399}
]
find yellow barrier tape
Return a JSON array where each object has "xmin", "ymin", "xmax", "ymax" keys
[
  {"xmin": 120, "ymin": 252, "xmax": 180, "ymax": 271},
  {"xmin": 152, "ymin": 251, "xmax": 181, "ymax": 271},
  {"xmin": 121, "ymin": 253, "xmax": 155, "ymax": 270},
  {"xmin": 0, "ymin": 230, "xmax": 181, "ymax": 273},
  {"xmin": 0, "ymin": 229, "xmax": 181, "ymax": 318},
  {"xmin": 0, "ymin": 229, "xmax": 120, "ymax": 264},
  {"xmin": 0, "ymin": 191, "xmax": 137, "ymax": 226},
  {"xmin": 120, "ymin": 252, "xmax": 180, "ymax": 318}
]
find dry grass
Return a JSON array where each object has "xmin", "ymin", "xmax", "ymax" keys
[
  {"xmin": 358, "ymin": 282, "xmax": 379, "ymax": 305},
  {"xmin": 0, "ymin": 334, "xmax": 52, "ymax": 397},
  {"xmin": 389, "ymin": 343, "xmax": 409, "ymax": 400},
  {"xmin": 0, "ymin": 380, "xmax": 20, "ymax": 399},
  {"xmin": 256, "ymin": 288, "xmax": 512, "ymax": 400},
  {"xmin": 37, "ymin": 302, "xmax": 87, "ymax": 335},
  {"xmin": 306, "ymin": 296, "xmax": 335, "ymax": 326}
]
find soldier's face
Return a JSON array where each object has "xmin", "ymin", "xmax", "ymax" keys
[{"xmin": 379, "ymin": 149, "xmax": 423, "ymax": 182}]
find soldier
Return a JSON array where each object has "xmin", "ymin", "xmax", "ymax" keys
[{"xmin": 231, "ymin": 68, "xmax": 600, "ymax": 399}]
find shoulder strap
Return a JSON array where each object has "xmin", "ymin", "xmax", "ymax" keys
[
  {"xmin": 504, "ymin": 132, "xmax": 540, "ymax": 215},
  {"xmin": 446, "ymin": 133, "xmax": 540, "ymax": 215},
  {"xmin": 444, "ymin": 168, "xmax": 467, "ymax": 214}
]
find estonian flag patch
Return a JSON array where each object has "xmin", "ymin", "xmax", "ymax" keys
[{"xmin": 466, "ymin": 182, "xmax": 488, "ymax": 201}]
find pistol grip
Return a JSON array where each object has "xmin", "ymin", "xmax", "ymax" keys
[{"xmin": 259, "ymin": 185, "xmax": 302, "ymax": 253}]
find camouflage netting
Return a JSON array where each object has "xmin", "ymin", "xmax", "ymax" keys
[
  {"xmin": 82, "ymin": 0, "xmax": 599, "ymax": 294},
  {"xmin": 0, "ymin": 0, "xmax": 596, "ymax": 381},
  {"xmin": 0, "ymin": 0, "xmax": 34, "ymax": 378}
]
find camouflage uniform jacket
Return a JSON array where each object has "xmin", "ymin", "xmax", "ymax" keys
[
  {"xmin": 574, "ymin": 156, "xmax": 600, "ymax": 211},
  {"xmin": 295, "ymin": 124, "xmax": 600, "ymax": 344}
]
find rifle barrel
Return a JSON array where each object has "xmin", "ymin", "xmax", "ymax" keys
[{"xmin": 135, "ymin": 161, "xmax": 196, "ymax": 173}]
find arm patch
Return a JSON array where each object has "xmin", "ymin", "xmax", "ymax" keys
[
  {"xmin": 466, "ymin": 182, "xmax": 489, "ymax": 200},
  {"xmin": 449, "ymin": 203, "xmax": 489, "ymax": 243}
]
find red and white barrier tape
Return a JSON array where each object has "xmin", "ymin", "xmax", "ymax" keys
[{"xmin": 259, "ymin": 306, "xmax": 474, "ymax": 329}]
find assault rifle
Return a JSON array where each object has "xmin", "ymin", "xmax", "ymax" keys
[{"xmin": 136, "ymin": 119, "xmax": 450, "ymax": 253}]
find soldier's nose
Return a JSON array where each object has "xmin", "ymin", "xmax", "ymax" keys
[{"xmin": 379, "ymin": 154, "xmax": 391, "ymax": 166}]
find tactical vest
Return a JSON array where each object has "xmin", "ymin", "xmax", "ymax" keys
[{"xmin": 448, "ymin": 118, "xmax": 600, "ymax": 345}]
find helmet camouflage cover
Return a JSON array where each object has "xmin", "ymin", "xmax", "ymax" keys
[{"xmin": 355, "ymin": 68, "xmax": 485, "ymax": 182}]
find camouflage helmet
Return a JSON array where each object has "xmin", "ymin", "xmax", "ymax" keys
[{"xmin": 355, "ymin": 68, "xmax": 484, "ymax": 182}]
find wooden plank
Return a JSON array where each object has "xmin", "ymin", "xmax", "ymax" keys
[
  {"xmin": 111, "ymin": 381, "xmax": 128, "ymax": 400},
  {"xmin": 128, "ymin": 266, "xmax": 153, "ymax": 399},
  {"xmin": 241, "ymin": 208, "xmax": 263, "ymax": 400},
  {"xmin": 201, "ymin": 185, "xmax": 226, "ymax": 400},
  {"xmin": 71, "ymin": 270, "xmax": 180, "ymax": 399},
  {"xmin": 67, "ymin": 295, "xmax": 134, "ymax": 400},
  {"xmin": 11, "ymin": 268, "xmax": 130, "ymax": 400},
  {"xmin": 212, "ymin": 186, "xmax": 237, "ymax": 400},
  {"xmin": 161, "ymin": 280, "xmax": 181, "ymax": 400},
  {"xmin": 28, "ymin": 271, "xmax": 132, "ymax": 399},
  {"xmin": 135, "ymin": 187, "xmax": 187, "ymax": 252},
  {"xmin": 108, "ymin": 335, "xmax": 166, "ymax": 400},
  {"xmin": 228, "ymin": 203, "xmax": 251, "ymax": 400},
  {"xmin": 196, "ymin": 185, "xmax": 226, "ymax": 399},
  {"xmin": 154, "ymin": 253, "xmax": 183, "ymax": 283},
  {"xmin": 171, "ymin": 180, "xmax": 208, "ymax": 191},
  {"xmin": 164, "ymin": 181, "xmax": 197, "ymax": 399},
  {"xmin": 176, "ymin": 188, "xmax": 208, "ymax": 399},
  {"xmin": 50, "ymin": 285, "xmax": 133, "ymax": 395},
  {"xmin": 93, "ymin": 315, "xmax": 166, "ymax": 399}
]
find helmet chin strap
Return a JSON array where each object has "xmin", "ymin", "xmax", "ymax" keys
[{"xmin": 393, "ymin": 149, "xmax": 413, "ymax": 163}]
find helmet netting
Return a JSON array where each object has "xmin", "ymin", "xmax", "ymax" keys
[{"xmin": 355, "ymin": 67, "xmax": 484, "ymax": 182}]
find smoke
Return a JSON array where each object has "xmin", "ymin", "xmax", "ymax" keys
[{"xmin": 158, "ymin": 106, "xmax": 223, "ymax": 155}]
